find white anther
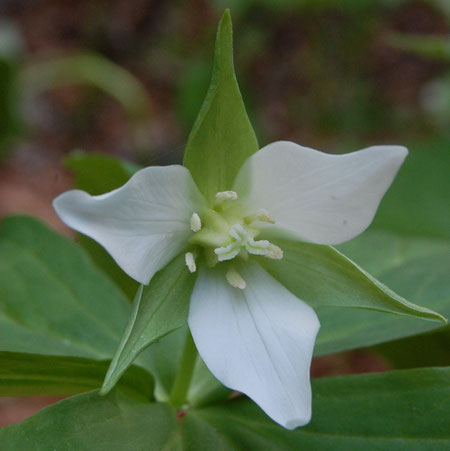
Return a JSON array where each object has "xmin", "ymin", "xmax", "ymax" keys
[
  {"xmin": 190, "ymin": 213, "xmax": 202, "ymax": 232},
  {"xmin": 266, "ymin": 244, "xmax": 283, "ymax": 260},
  {"xmin": 255, "ymin": 208, "xmax": 275, "ymax": 224},
  {"xmin": 226, "ymin": 267, "xmax": 246, "ymax": 289},
  {"xmin": 216, "ymin": 190, "xmax": 238, "ymax": 201},
  {"xmin": 185, "ymin": 252, "xmax": 197, "ymax": 273}
]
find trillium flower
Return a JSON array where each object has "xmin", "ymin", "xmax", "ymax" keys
[{"xmin": 54, "ymin": 140, "xmax": 407, "ymax": 429}]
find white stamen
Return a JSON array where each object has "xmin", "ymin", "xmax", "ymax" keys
[
  {"xmin": 214, "ymin": 243, "xmax": 241, "ymax": 261},
  {"xmin": 246, "ymin": 237, "xmax": 270, "ymax": 255},
  {"xmin": 226, "ymin": 267, "xmax": 246, "ymax": 289},
  {"xmin": 266, "ymin": 244, "xmax": 283, "ymax": 260},
  {"xmin": 255, "ymin": 208, "xmax": 275, "ymax": 224},
  {"xmin": 216, "ymin": 190, "xmax": 238, "ymax": 201},
  {"xmin": 190, "ymin": 213, "xmax": 202, "ymax": 232},
  {"xmin": 185, "ymin": 252, "xmax": 197, "ymax": 272}
]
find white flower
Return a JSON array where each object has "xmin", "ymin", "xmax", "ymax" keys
[{"xmin": 53, "ymin": 141, "xmax": 407, "ymax": 429}]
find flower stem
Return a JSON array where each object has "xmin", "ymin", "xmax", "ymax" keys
[{"xmin": 169, "ymin": 330, "xmax": 198, "ymax": 408}]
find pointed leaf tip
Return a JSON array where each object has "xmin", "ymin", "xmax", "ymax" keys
[
  {"xmin": 100, "ymin": 287, "xmax": 144, "ymax": 396},
  {"xmin": 221, "ymin": 9, "xmax": 231, "ymax": 21},
  {"xmin": 101, "ymin": 256, "xmax": 194, "ymax": 396},
  {"xmin": 183, "ymin": 8, "xmax": 258, "ymax": 202}
]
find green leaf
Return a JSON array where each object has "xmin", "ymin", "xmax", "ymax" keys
[
  {"xmin": 259, "ymin": 237, "xmax": 446, "ymax": 322},
  {"xmin": 186, "ymin": 367, "xmax": 450, "ymax": 450},
  {"xmin": 0, "ymin": 351, "xmax": 154, "ymax": 402},
  {"xmin": 371, "ymin": 137, "xmax": 450, "ymax": 240},
  {"xmin": 183, "ymin": 10, "xmax": 258, "ymax": 204},
  {"xmin": 64, "ymin": 151, "xmax": 141, "ymax": 299},
  {"xmin": 65, "ymin": 151, "xmax": 140, "ymax": 196},
  {"xmin": 0, "ymin": 390, "xmax": 177, "ymax": 450},
  {"xmin": 0, "ymin": 216, "xmax": 131, "ymax": 359},
  {"xmin": 2, "ymin": 368, "xmax": 448, "ymax": 450},
  {"xmin": 101, "ymin": 255, "xmax": 195, "ymax": 396},
  {"xmin": 315, "ymin": 229, "xmax": 450, "ymax": 355}
]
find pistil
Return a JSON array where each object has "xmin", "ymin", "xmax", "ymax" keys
[
  {"xmin": 187, "ymin": 193, "xmax": 283, "ymax": 288},
  {"xmin": 216, "ymin": 190, "xmax": 238, "ymax": 201}
]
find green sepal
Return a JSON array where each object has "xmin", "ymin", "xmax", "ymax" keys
[
  {"xmin": 101, "ymin": 255, "xmax": 196, "ymax": 396},
  {"xmin": 259, "ymin": 237, "xmax": 446, "ymax": 323},
  {"xmin": 0, "ymin": 351, "xmax": 154, "ymax": 402},
  {"xmin": 183, "ymin": 10, "xmax": 258, "ymax": 204}
]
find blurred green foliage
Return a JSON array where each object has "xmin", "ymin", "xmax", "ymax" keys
[
  {"xmin": 0, "ymin": 22, "xmax": 23, "ymax": 162},
  {"xmin": 21, "ymin": 52, "xmax": 152, "ymax": 123},
  {"xmin": 0, "ymin": 0, "xmax": 448, "ymax": 162},
  {"xmin": 389, "ymin": 32, "xmax": 450, "ymax": 133}
]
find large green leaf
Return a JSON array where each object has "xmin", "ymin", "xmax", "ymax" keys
[
  {"xmin": 259, "ymin": 237, "xmax": 446, "ymax": 322},
  {"xmin": 0, "ymin": 216, "xmax": 130, "ymax": 359},
  {"xmin": 314, "ymin": 229, "xmax": 450, "ymax": 356},
  {"xmin": 0, "ymin": 390, "xmax": 177, "ymax": 450},
  {"xmin": 0, "ymin": 351, "xmax": 154, "ymax": 402},
  {"xmin": 101, "ymin": 256, "xmax": 195, "ymax": 396},
  {"xmin": 186, "ymin": 367, "xmax": 450, "ymax": 450},
  {"xmin": 2, "ymin": 368, "xmax": 448, "ymax": 450},
  {"xmin": 182, "ymin": 10, "xmax": 258, "ymax": 204}
]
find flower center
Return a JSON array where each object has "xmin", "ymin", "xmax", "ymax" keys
[{"xmin": 185, "ymin": 191, "xmax": 283, "ymax": 289}]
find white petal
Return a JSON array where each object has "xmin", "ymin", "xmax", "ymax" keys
[
  {"xmin": 188, "ymin": 262, "xmax": 320, "ymax": 429},
  {"xmin": 233, "ymin": 141, "xmax": 407, "ymax": 245},
  {"xmin": 54, "ymin": 165, "xmax": 204, "ymax": 284}
]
